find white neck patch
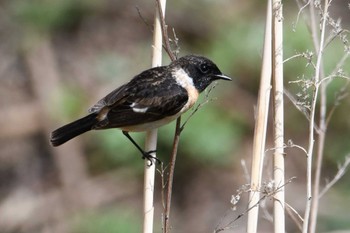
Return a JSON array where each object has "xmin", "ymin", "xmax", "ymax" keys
[
  {"xmin": 172, "ymin": 68, "xmax": 194, "ymax": 88},
  {"xmin": 172, "ymin": 68, "xmax": 199, "ymax": 114}
]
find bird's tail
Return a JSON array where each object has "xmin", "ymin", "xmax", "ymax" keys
[{"xmin": 50, "ymin": 113, "xmax": 99, "ymax": 147}]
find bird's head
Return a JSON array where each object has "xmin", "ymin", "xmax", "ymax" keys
[{"xmin": 170, "ymin": 55, "xmax": 231, "ymax": 92}]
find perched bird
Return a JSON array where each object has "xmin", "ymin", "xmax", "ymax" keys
[{"xmin": 50, "ymin": 55, "xmax": 231, "ymax": 163}]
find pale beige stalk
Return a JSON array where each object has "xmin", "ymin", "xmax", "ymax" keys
[
  {"xmin": 143, "ymin": 1, "xmax": 166, "ymax": 233},
  {"xmin": 272, "ymin": 1, "xmax": 285, "ymax": 232},
  {"xmin": 246, "ymin": 0, "xmax": 272, "ymax": 232}
]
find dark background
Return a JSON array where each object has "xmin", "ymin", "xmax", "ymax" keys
[{"xmin": 0, "ymin": 0, "xmax": 349, "ymax": 232}]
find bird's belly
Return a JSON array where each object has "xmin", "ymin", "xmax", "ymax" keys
[{"xmin": 120, "ymin": 114, "xmax": 179, "ymax": 132}]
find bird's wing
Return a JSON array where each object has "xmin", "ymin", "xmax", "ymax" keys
[
  {"xmin": 90, "ymin": 67, "xmax": 190, "ymax": 129},
  {"xmin": 88, "ymin": 84, "xmax": 128, "ymax": 113},
  {"xmin": 95, "ymin": 84, "xmax": 188, "ymax": 129},
  {"xmin": 88, "ymin": 67, "xmax": 167, "ymax": 113}
]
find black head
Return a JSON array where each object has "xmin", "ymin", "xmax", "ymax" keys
[{"xmin": 170, "ymin": 54, "xmax": 231, "ymax": 92}]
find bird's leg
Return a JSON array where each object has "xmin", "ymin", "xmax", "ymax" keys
[{"xmin": 122, "ymin": 131, "xmax": 161, "ymax": 166}]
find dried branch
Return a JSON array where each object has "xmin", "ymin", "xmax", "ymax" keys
[
  {"xmin": 325, "ymin": 80, "xmax": 350, "ymax": 127},
  {"xmin": 154, "ymin": 1, "xmax": 181, "ymax": 232},
  {"xmin": 180, "ymin": 83, "xmax": 217, "ymax": 131},
  {"xmin": 303, "ymin": 1, "xmax": 329, "ymax": 233},
  {"xmin": 285, "ymin": 201, "xmax": 304, "ymax": 231},
  {"xmin": 319, "ymin": 156, "xmax": 350, "ymax": 198},
  {"xmin": 156, "ymin": 0, "xmax": 177, "ymax": 61},
  {"xmin": 215, "ymin": 178, "xmax": 295, "ymax": 233},
  {"xmin": 163, "ymin": 118, "xmax": 181, "ymax": 233}
]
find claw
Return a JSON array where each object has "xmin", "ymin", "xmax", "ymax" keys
[
  {"xmin": 122, "ymin": 131, "xmax": 162, "ymax": 165},
  {"xmin": 142, "ymin": 150, "xmax": 162, "ymax": 166}
]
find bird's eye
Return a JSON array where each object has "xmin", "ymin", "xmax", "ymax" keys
[{"xmin": 199, "ymin": 64, "xmax": 210, "ymax": 73}]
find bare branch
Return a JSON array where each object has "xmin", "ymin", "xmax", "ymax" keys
[
  {"xmin": 155, "ymin": 0, "xmax": 177, "ymax": 61},
  {"xmin": 180, "ymin": 82, "xmax": 217, "ymax": 131},
  {"xmin": 325, "ymin": 80, "xmax": 350, "ymax": 127},
  {"xmin": 285, "ymin": 201, "xmax": 304, "ymax": 231},
  {"xmin": 136, "ymin": 6, "xmax": 153, "ymax": 33},
  {"xmin": 293, "ymin": 0, "xmax": 311, "ymax": 31},
  {"xmin": 319, "ymin": 156, "xmax": 350, "ymax": 198},
  {"xmin": 215, "ymin": 178, "xmax": 295, "ymax": 233}
]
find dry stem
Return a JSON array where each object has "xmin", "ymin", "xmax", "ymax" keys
[
  {"xmin": 143, "ymin": 1, "xmax": 166, "ymax": 233},
  {"xmin": 246, "ymin": 1, "xmax": 273, "ymax": 232},
  {"xmin": 272, "ymin": 1, "xmax": 285, "ymax": 232},
  {"xmin": 303, "ymin": 1, "xmax": 329, "ymax": 233}
]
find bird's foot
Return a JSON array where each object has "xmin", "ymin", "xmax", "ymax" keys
[{"xmin": 142, "ymin": 150, "xmax": 161, "ymax": 166}]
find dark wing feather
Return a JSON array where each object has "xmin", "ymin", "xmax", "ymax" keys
[
  {"xmin": 102, "ymin": 85, "xmax": 188, "ymax": 128},
  {"xmin": 91, "ymin": 67, "xmax": 189, "ymax": 129},
  {"xmin": 89, "ymin": 66, "xmax": 168, "ymax": 113},
  {"xmin": 88, "ymin": 84, "xmax": 128, "ymax": 113}
]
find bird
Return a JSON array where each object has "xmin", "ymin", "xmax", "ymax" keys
[{"xmin": 50, "ymin": 54, "xmax": 231, "ymax": 164}]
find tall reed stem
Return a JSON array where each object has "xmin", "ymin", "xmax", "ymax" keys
[
  {"xmin": 143, "ymin": 1, "xmax": 166, "ymax": 233},
  {"xmin": 246, "ymin": 1, "xmax": 272, "ymax": 232}
]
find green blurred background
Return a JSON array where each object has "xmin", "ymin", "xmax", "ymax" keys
[{"xmin": 0, "ymin": 0, "xmax": 349, "ymax": 232}]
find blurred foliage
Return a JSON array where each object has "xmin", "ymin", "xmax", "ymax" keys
[
  {"xmin": 209, "ymin": 22, "xmax": 265, "ymax": 79},
  {"xmin": 72, "ymin": 208, "xmax": 141, "ymax": 233},
  {"xmin": 86, "ymin": 130, "xmax": 146, "ymax": 174},
  {"xmin": 160, "ymin": 104, "xmax": 244, "ymax": 165},
  {"xmin": 11, "ymin": 0, "xmax": 99, "ymax": 32},
  {"xmin": 50, "ymin": 85, "xmax": 89, "ymax": 121},
  {"xmin": 317, "ymin": 189, "xmax": 350, "ymax": 232}
]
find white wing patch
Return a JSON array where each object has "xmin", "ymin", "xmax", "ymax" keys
[{"xmin": 130, "ymin": 103, "xmax": 149, "ymax": 113}]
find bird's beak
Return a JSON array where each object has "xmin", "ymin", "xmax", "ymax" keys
[{"xmin": 213, "ymin": 74, "xmax": 232, "ymax": 81}]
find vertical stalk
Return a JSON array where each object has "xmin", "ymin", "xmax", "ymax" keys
[
  {"xmin": 309, "ymin": 81, "xmax": 326, "ymax": 233},
  {"xmin": 302, "ymin": 0, "xmax": 329, "ymax": 232},
  {"xmin": 246, "ymin": 1, "xmax": 272, "ymax": 232},
  {"xmin": 163, "ymin": 117, "xmax": 181, "ymax": 233},
  {"xmin": 143, "ymin": 1, "xmax": 166, "ymax": 233},
  {"xmin": 272, "ymin": 0, "xmax": 285, "ymax": 232},
  {"xmin": 308, "ymin": 0, "xmax": 327, "ymax": 232}
]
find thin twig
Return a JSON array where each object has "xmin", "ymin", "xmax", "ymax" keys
[
  {"xmin": 180, "ymin": 83, "xmax": 217, "ymax": 131},
  {"xmin": 136, "ymin": 6, "xmax": 153, "ymax": 33},
  {"xmin": 285, "ymin": 201, "xmax": 304, "ymax": 231},
  {"xmin": 265, "ymin": 140, "xmax": 308, "ymax": 157},
  {"xmin": 163, "ymin": 117, "xmax": 181, "ymax": 233},
  {"xmin": 156, "ymin": 0, "xmax": 177, "ymax": 61},
  {"xmin": 284, "ymin": 87, "xmax": 325, "ymax": 133},
  {"xmin": 319, "ymin": 155, "xmax": 350, "ymax": 198},
  {"xmin": 154, "ymin": 1, "xmax": 181, "ymax": 232},
  {"xmin": 215, "ymin": 178, "xmax": 294, "ymax": 233},
  {"xmin": 325, "ymin": 80, "xmax": 350, "ymax": 127},
  {"xmin": 294, "ymin": 0, "xmax": 311, "ymax": 31}
]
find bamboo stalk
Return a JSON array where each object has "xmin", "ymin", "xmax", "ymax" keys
[
  {"xmin": 143, "ymin": 1, "xmax": 166, "ymax": 233},
  {"xmin": 272, "ymin": 0, "xmax": 285, "ymax": 232},
  {"xmin": 246, "ymin": 1, "xmax": 272, "ymax": 232}
]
